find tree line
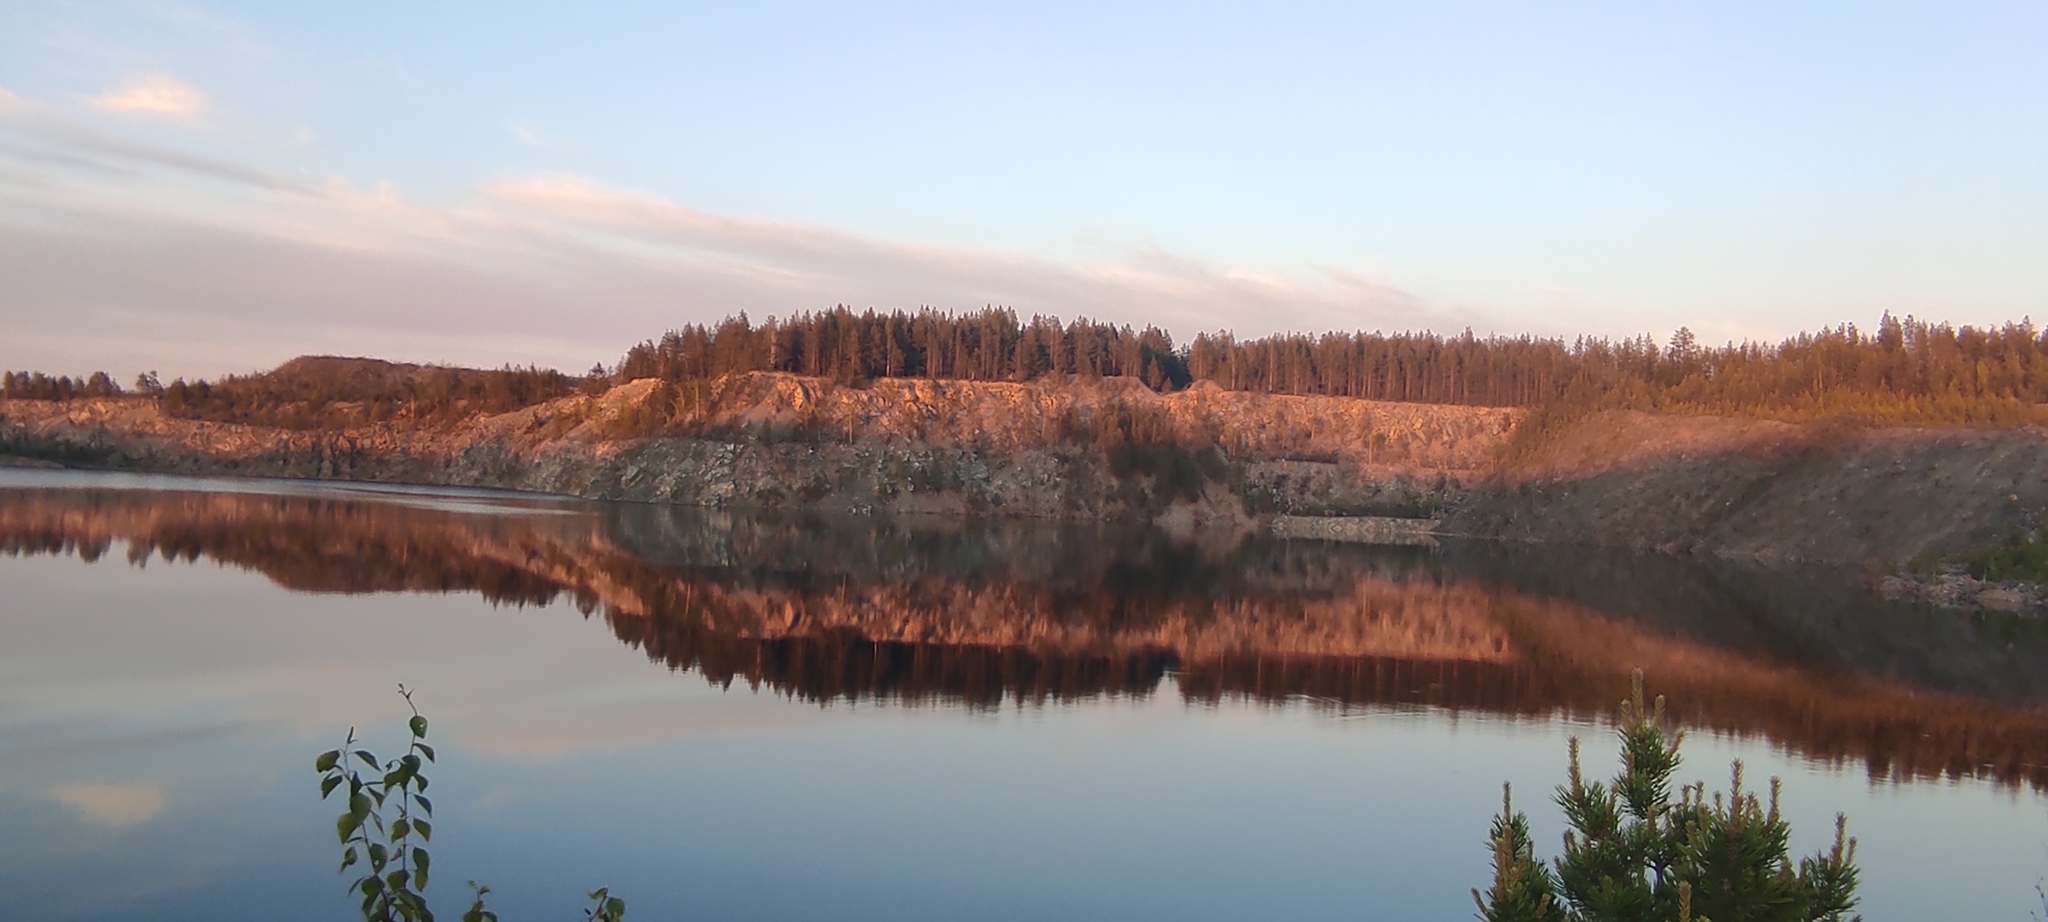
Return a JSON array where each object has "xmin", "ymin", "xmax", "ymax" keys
[
  {"xmin": 1, "ymin": 370, "xmax": 128, "ymax": 401},
  {"xmin": 614, "ymin": 308, "xmax": 2048, "ymax": 425},
  {"xmin": 154, "ymin": 360, "xmax": 580, "ymax": 430},
  {"xmin": 12, "ymin": 309, "xmax": 2048, "ymax": 429},
  {"xmin": 612, "ymin": 307, "xmax": 1192, "ymax": 391}
]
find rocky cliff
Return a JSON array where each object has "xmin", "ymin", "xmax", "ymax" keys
[
  {"xmin": 1449, "ymin": 409, "xmax": 2048, "ymax": 569},
  {"xmin": 0, "ymin": 371, "xmax": 1518, "ymax": 525},
  {"xmin": 8, "ymin": 369, "xmax": 2048, "ymax": 570}
]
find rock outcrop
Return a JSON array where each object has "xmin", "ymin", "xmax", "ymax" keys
[
  {"xmin": 11, "ymin": 370, "xmax": 2048, "ymax": 571},
  {"xmin": 1448, "ymin": 409, "xmax": 2048, "ymax": 568},
  {"xmin": 0, "ymin": 372, "xmax": 1517, "ymax": 526}
]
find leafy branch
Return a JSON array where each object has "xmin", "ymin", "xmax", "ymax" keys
[{"xmin": 317, "ymin": 687, "xmax": 627, "ymax": 922}]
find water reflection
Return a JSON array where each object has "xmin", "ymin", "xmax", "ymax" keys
[{"xmin": 5, "ymin": 473, "xmax": 2048, "ymax": 793}]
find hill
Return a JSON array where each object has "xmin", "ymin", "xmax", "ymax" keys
[
  {"xmin": 0, "ymin": 370, "xmax": 1514, "ymax": 527},
  {"xmin": 10, "ymin": 307, "xmax": 2048, "ymax": 577}
]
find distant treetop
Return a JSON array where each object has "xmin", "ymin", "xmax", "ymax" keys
[
  {"xmin": 12, "ymin": 309, "xmax": 2048, "ymax": 430},
  {"xmin": 613, "ymin": 307, "xmax": 2048, "ymax": 425}
]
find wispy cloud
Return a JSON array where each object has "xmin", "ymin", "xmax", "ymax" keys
[
  {"xmin": 0, "ymin": 112, "xmax": 1470, "ymax": 379},
  {"xmin": 89, "ymin": 73, "xmax": 206, "ymax": 117},
  {"xmin": 49, "ymin": 781, "xmax": 166, "ymax": 827},
  {"xmin": 131, "ymin": 0, "xmax": 274, "ymax": 60},
  {"xmin": 3, "ymin": 107, "xmax": 292, "ymax": 191},
  {"xmin": 479, "ymin": 174, "xmax": 1453, "ymax": 335},
  {"xmin": 509, "ymin": 121, "xmax": 549, "ymax": 148}
]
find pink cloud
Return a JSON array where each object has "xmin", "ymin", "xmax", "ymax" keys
[{"xmin": 90, "ymin": 74, "xmax": 206, "ymax": 117}]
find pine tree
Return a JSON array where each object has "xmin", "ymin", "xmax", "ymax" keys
[{"xmin": 1476, "ymin": 673, "xmax": 1861, "ymax": 922}]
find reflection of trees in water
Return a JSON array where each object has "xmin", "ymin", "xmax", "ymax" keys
[
  {"xmin": 611, "ymin": 599, "xmax": 2048, "ymax": 791},
  {"xmin": 7, "ymin": 485, "xmax": 2048, "ymax": 789}
]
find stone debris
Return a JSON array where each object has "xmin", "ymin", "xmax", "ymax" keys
[
  {"xmin": 1878, "ymin": 569, "xmax": 2045, "ymax": 613},
  {"xmin": 1268, "ymin": 514, "xmax": 1439, "ymax": 546}
]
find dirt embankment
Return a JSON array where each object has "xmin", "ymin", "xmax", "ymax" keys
[
  {"xmin": 1446, "ymin": 410, "xmax": 2048, "ymax": 568},
  {"xmin": 0, "ymin": 371, "xmax": 1518, "ymax": 525}
]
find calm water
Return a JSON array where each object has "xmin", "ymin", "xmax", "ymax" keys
[{"xmin": 3, "ymin": 468, "xmax": 2046, "ymax": 920}]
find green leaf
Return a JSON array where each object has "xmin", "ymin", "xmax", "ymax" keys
[
  {"xmin": 387, "ymin": 869, "xmax": 409, "ymax": 892},
  {"xmin": 413, "ymin": 818, "xmax": 432, "ymax": 841},
  {"xmin": 349, "ymin": 792, "xmax": 372, "ymax": 823},
  {"xmin": 391, "ymin": 818, "xmax": 410, "ymax": 840},
  {"xmin": 410, "ymin": 715, "xmax": 428, "ymax": 738},
  {"xmin": 321, "ymin": 775, "xmax": 344, "ymax": 798},
  {"xmin": 340, "ymin": 846, "xmax": 358, "ymax": 871},
  {"xmin": 462, "ymin": 890, "xmax": 497, "ymax": 922},
  {"xmin": 416, "ymin": 742, "xmax": 436, "ymax": 762},
  {"xmin": 355, "ymin": 749, "xmax": 377, "ymax": 768},
  {"xmin": 415, "ymin": 795, "xmax": 433, "ymax": 816},
  {"xmin": 415, "ymin": 848, "xmax": 430, "ymax": 874},
  {"xmin": 368, "ymin": 842, "xmax": 388, "ymax": 871},
  {"xmin": 336, "ymin": 812, "xmax": 362, "ymax": 843},
  {"xmin": 415, "ymin": 774, "xmax": 429, "ymax": 793},
  {"xmin": 316, "ymin": 750, "xmax": 340, "ymax": 772}
]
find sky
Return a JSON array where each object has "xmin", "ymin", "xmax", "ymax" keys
[{"xmin": 0, "ymin": 1, "xmax": 2044, "ymax": 380}]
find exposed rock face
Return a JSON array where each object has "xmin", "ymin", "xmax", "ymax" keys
[
  {"xmin": 11, "ymin": 372, "xmax": 2048, "ymax": 571},
  {"xmin": 0, "ymin": 372, "xmax": 1516, "ymax": 524},
  {"xmin": 1447, "ymin": 410, "xmax": 2048, "ymax": 568}
]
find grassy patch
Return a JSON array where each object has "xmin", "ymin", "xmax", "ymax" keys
[{"xmin": 1960, "ymin": 531, "xmax": 2048, "ymax": 582}]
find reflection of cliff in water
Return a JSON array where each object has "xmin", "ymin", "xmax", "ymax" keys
[{"xmin": 7, "ymin": 482, "xmax": 2048, "ymax": 790}]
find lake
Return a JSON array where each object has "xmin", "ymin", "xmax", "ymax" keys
[{"xmin": 2, "ymin": 468, "xmax": 2044, "ymax": 920}]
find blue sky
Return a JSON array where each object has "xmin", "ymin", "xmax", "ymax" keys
[{"xmin": 1, "ymin": 1, "xmax": 2044, "ymax": 378}]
